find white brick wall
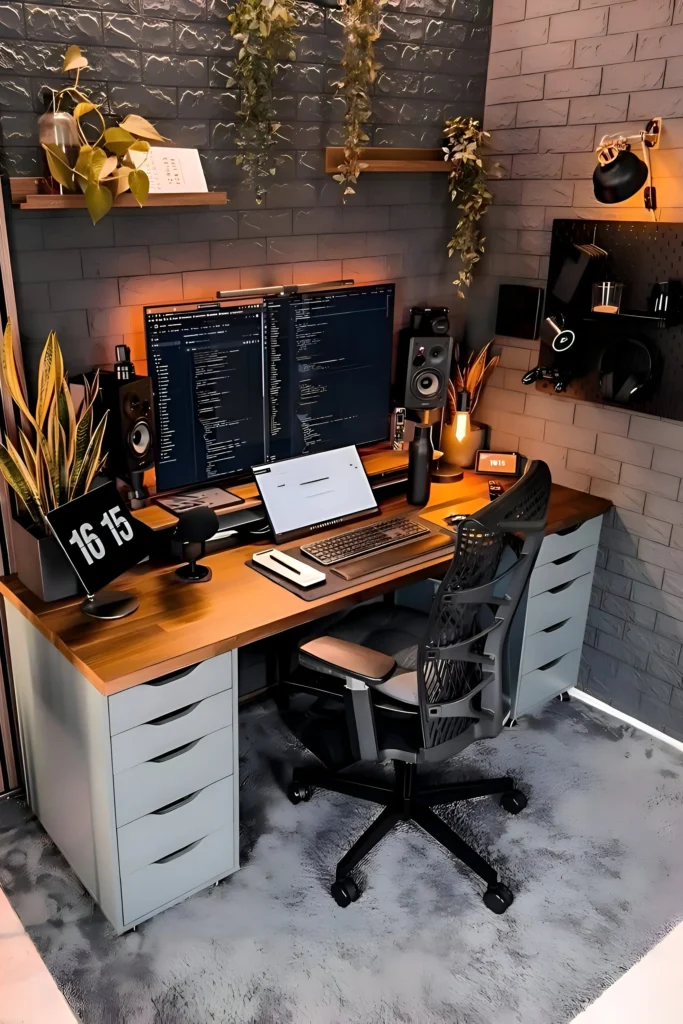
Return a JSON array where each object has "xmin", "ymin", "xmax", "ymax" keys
[{"xmin": 474, "ymin": 1, "xmax": 683, "ymax": 739}]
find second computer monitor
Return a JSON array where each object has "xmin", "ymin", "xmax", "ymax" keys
[{"xmin": 265, "ymin": 284, "xmax": 395, "ymax": 462}]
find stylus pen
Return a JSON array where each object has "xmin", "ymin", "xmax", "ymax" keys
[{"xmin": 270, "ymin": 552, "xmax": 301, "ymax": 575}]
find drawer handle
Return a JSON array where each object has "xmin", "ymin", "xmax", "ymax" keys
[
  {"xmin": 146, "ymin": 664, "xmax": 199, "ymax": 688},
  {"xmin": 542, "ymin": 618, "xmax": 570, "ymax": 634},
  {"xmin": 548, "ymin": 579, "xmax": 575, "ymax": 595},
  {"xmin": 537, "ymin": 655, "xmax": 565, "ymax": 672},
  {"xmin": 148, "ymin": 701, "xmax": 201, "ymax": 727},
  {"xmin": 556, "ymin": 523, "xmax": 581, "ymax": 537},
  {"xmin": 150, "ymin": 738, "xmax": 201, "ymax": 763},
  {"xmin": 152, "ymin": 790, "xmax": 201, "ymax": 815},
  {"xmin": 552, "ymin": 551, "xmax": 579, "ymax": 566},
  {"xmin": 154, "ymin": 838, "xmax": 204, "ymax": 864}
]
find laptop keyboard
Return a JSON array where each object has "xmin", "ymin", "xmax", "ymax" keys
[{"xmin": 300, "ymin": 516, "xmax": 430, "ymax": 566}]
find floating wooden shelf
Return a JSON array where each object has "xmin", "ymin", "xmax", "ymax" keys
[
  {"xmin": 10, "ymin": 178, "xmax": 228, "ymax": 211},
  {"xmin": 325, "ymin": 147, "xmax": 449, "ymax": 174}
]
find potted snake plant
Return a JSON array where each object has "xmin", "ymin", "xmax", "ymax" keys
[{"xmin": 0, "ymin": 322, "xmax": 108, "ymax": 601}]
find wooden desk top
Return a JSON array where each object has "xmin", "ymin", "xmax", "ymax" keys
[{"xmin": 0, "ymin": 469, "xmax": 610, "ymax": 697}]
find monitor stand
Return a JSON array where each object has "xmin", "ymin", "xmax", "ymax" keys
[{"xmin": 155, "ymin": 486, "xmax": 245, "ymax": 515}]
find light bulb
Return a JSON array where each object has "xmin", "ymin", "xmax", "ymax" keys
[{"xmin": 455, "ymin": 410, "xmax": 470, "ymax": 442}]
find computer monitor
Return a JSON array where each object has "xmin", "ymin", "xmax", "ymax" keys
[
  {"xmin": 145, "ymin": 300, "xmax": 265, "ymax": 493},
  {"xmin": 145, "ymin": 284, "xmax": 395, "ymax": 495},
  {"xmin": 264, "ymin": 284, "xmax": 394, "ymax": 462}
]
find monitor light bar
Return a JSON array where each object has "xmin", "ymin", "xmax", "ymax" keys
[{"xmin": 216, "ymin": 280, "xmax": 354, "ymax": 299}]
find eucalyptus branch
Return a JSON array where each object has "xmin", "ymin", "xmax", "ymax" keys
[
  {"xmin": 228, "ymin": 0, "xmax": 299, "ymax": 204},
  {"xmin": 444, "ymin": 116, "xmax": 495, "ymax": 299},
  {"xmin": 333, "ymin": 0, "xmax": 386, "ymax": 199}
]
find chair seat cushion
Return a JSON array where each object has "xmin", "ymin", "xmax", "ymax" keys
[
  {"xmin": 299, "ymin": 636, "xmax": 396, "ymax": 683},
  {"xmin": 321, "ymin": 604, "xmax": 429, "ymax": 706},
  {"xmin": 374, "ymin": 670, "xmax": 418, "ymax": 706}
]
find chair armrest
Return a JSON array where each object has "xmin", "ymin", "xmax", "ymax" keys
[{"xmin": 299, "ymin": 637, "xmax": 396, "ymax": 684}]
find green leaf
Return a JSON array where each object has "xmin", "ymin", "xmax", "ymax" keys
[
  {"xmin": 73, "ymin": 145, "xmax": 93, "ymax": 193},
  {"xmin": 0, "ymin": 445, "xmax": 42, "ymax": 526},
  {"xmin": 42, "ymin": 144, "xmax": 75, "ymax": 191},
  {"xmin": 118, "ymin": 114, "xmax": 169, "ymax": 142},
  {"xmin": 88, "ymin": 147, "xmax": 107, "ymax": 183},
  {"xmin": 73, "ymin": 101, "xmax": 98, "ymax": 120},
  {"xmin": 62, "ymin": 45, "xmax": 88, "ymax": 73},
  {"xmin": 84, "ymin": 182, "xmax": 113, "ymax": 225},
  {"xmin": 72, "ymin": 412, "xmax": 108, "ymax": 499},
  {"xmin": 128, "ymin": 139, "xmax": 150, "ymax": 154},
  {"xmin": 103, "ymin": 126, "xmax": 136, "ymax": 156},
  {"xmin": 128, "ymin": 168, "xmax": 149, "ymax": 207}
]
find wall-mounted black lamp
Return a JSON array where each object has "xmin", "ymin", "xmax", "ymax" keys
[{"xmin": 593, "ymin": 117, "xmax": 662, "ymax": 213}]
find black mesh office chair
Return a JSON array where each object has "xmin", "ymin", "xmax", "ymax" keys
[{"xmin": 281, "ymin": 461, "xmax": 551, "ymax": 913}]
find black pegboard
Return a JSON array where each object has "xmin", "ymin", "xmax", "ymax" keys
[{"xmin": 535, "ymin": 219, "xmax": 683, "ymax": 421}]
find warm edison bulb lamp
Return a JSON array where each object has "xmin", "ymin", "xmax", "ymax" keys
[
  {"xmin": 433, "ymin": 390, "xmax": 470, "ymax": 483},
  {"xmin": 455, "ymin": 394, "xmax": 470, "ymax": 442}
]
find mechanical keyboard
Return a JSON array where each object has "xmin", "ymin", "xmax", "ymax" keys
[{"xmin": 300, "ymin": 515, "xmax": 430, "ymax": 566}]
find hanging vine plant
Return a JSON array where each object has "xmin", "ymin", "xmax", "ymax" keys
[
  {"xmin": 444, "ymin": 116, "xmax": 494, "ymax": 298},
  {"xmin": 228, "ymin": 0, "xmax": 299, "ymax": 203},
  {"xmin": 332, "ymin": 0, "xmax": 386, "ymax": 199}
]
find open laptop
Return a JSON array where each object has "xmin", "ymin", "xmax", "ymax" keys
[{"xmin": 252, "ymin": 446, "xmax": 379, "ymax": 545}]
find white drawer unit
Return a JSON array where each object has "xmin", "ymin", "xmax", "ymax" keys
[
  {"xmin": 121, "ymin": 825, "xmax": 236, "ymax": 925},
  {"xmin": 109, "ymin": 651, "xmax": 233, "ymax": 736},
  {"xmin": 114, "ymin": 726, "xmax": 235, "ymax": 828},
  {"xmin": 525, "ymin": 573, "xmax": 593, "ymax": 636},
  {"xmin": 118, "ymin": 777, "xmax": 234, "ymax": 877},
  {"xmin": 515, "ymin": 649, "xmax": 583, "ymax": 719},
  {"xmin": 534, "ymin": 516, "xmax": 602, "ymax": 567},
  {"xmin": 111, "ymin": 690, "xmax": 233, "ymax": 774},
  {"xmin": 2, "ymin": 600, "xmax": 240, "ymax": 936},
  {"xmin": 521, "ymin": 616, "xmax": 586, "ymax": 676},
  {"xmin": 528, "ymin": 542, "xmax": 599, "ymax": 598},
  {"xmin": 509, "ymin": 515, "xmax": 602, "ymax": 719}
]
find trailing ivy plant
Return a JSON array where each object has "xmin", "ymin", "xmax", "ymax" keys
[
  {"xmin": 332, "ymin": 0, "xmax": 386, "ymax": 199},
  {"xmin": 228, "ymin": 0, "xmax": 299, "ymax": 204},
  {"xmin": 443, "ymin": 116, "xmax": 494, "ymax": 298},
  {"xmin": 41, "ymin": 45, "xmax": 168, "ymax": 225}
]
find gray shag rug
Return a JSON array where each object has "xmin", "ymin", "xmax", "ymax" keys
[{"xmin": 2, "ymin": 697, "xmax": 683, "ymax": 1024}]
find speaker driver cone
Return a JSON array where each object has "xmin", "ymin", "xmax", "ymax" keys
[
  {"xmin": 412, "ymin": 368, "xmax": 442, "ymax": 399},
  {"xmin": 129, "ymin": 420, "xmax": 152, "ymax": 457}
]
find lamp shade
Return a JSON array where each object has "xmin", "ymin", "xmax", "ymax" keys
[{"xmin": 593, "ymin": 148, "xmax": 649, "ymax": 204}]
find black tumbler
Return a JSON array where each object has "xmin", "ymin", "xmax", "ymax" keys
[{"xmin": 407, "ymin": 423, "xmax": 432, "ymax": 506}]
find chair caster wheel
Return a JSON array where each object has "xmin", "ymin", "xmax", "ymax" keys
[
  {"xmin": 557, "ymin": 691, "xmax": 571, "ymax": 702},
  {"xmin": 287, "ymin": 781, "xmax": 313, "ymax": 804},
  {"xmin": 500, "ymin": 789, "xmax": 527, "ymax": 814},
  {"xmin": 483, "ymin": 882, "xmax": 514, "ymax": 915},
  {"xmin": 331, "ymin": 876, "xmax": 361, "ymax": 908}
]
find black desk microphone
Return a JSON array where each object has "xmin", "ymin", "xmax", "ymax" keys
[{"xmin": 173, "ymin": 507, "xmax": 219, "ymax": 583}]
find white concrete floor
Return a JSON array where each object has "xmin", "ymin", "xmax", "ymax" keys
[
  {"xmin": 0, "ymin": 889, "xmax": 78, "ymax": 1024},
  {"xmin": 571, "ymin": 921, "xmax": 683, "ymax": 1024}
]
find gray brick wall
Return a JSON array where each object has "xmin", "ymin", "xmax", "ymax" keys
[
  {"xmin": 0, "ymin": 0, "xmax": 491, "ymax": 378},
  {"xmin": 465, "ymin": 0, "xmax": 683, "ymax": 742},
  {"xmin": 479, "ymin": 335, "xmax": 683, "ymax": 743}
]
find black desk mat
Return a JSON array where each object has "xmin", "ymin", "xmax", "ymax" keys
[{"xmin": 247, "ymin": 519, "xmax": 454, "ymax": 601}]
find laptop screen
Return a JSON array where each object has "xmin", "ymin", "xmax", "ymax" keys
[{"xmin": 252, "ymin": 446, "xmax": 378, "ymax": 542}]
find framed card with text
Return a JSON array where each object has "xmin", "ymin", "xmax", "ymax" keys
[{"xmin": 46, "ymin": 481, "xmax": 151, "ymax": 619}]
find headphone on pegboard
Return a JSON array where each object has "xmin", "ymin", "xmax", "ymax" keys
[{"xmin": 599, "ymin": 335, "xmax": 655, "ymax": 403}]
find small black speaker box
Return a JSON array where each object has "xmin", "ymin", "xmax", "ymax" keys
[
  {"xmin": 403, "ymin": 336, "xmax": 454, "ymax": 411},
  {"xmin": 98, "ymin": 370, "xmax": 156, "ymax": 483},
  {"xmin": 409, "ymin": 306, "xmax": 450, "ymax": 337},
  {"xmin": 495, "ymin": 284, "xmax": 544, "ymax": 340}
]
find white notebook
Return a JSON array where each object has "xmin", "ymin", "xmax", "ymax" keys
[{"xmin": 130, "ymin": 147, "xmax": 208, "ymax": 193}]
